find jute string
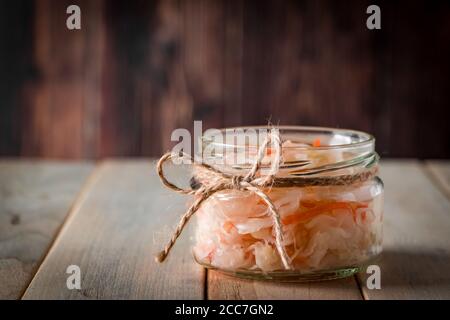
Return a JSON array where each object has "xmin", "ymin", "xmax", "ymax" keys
[{"xmin": 155, "ymin": 130, "xmax": 377, "ymax": 270}]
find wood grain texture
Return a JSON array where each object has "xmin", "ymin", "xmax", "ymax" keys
[
  {"xmin": 22, "ymin": 161, "xmax": 205, "ymax": 299},
  {"xmin": 11, "ymin": 160, "xmax": 450, "ymax": 299},
  {"xmin": 20, "ymin": 0, "xmax": 105, "ymax": 158},
  {"xmin": 357, "ymin": 160, "xmax": 450, "ymax": 299},
  {"xmin": 1, "ymin": 0, "xmax": 450, "ymax": 159},
  {"xmin": 425, "ymin": 161, "xmax": 450, "ymax": 199},
  {"xmin": 0, "ymin": 160, "xmax": 93, "ymax": 299},
  {"xmin": 208, "ymin": 270, "xmax": 362, "ymax": 300}
]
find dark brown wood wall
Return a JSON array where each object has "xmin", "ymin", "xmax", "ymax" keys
[{"xmin": 1, "ymin": 0, "xmax": 449, "ymax": 159}]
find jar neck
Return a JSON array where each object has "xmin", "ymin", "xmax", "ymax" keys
[{"xmin": 200, "ymin": 126, "xmax": 377, "ymax": 178}]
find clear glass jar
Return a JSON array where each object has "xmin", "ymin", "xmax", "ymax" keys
[{"xmin": 192, "ymin": 126, "xmax": 383, "ymax": 281}]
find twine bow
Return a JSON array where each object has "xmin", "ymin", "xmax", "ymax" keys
[{"xmin": 155, "ymin": 129, "xmax": 293, "ymax": 270}]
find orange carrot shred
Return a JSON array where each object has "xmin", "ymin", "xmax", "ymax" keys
[
  {"xmin": 300, "ymin": 200, "xmax": 317, "ymax": 209},
  {"xmin": 312, "ymin": 138, "xmax": 321, "ymax": 147},
  {"xmin": 282, "ymin": 201, "xmax": 355, "ymax": 225},
  {"xmin": 223, "ymin": 221, "xmax": 235, "ymax": 233}
]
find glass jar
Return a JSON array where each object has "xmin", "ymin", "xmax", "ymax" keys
[{"xmin": 192, "ymin": 126, "xmax": 383, "ymax": 281}]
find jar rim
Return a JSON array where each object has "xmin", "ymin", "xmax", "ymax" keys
[
  {"xmin": 199, "ymin": 125, "xmax": 378, "ymax": 176},
  {"xmin": 202, "ymin": 125, "xmax": 375, "ymax": 150}
]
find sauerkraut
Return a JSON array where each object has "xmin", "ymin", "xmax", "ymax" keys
[
  {"xmin": 193, "ymin": 185, "xmax": 382, "ymax": 272},
  {"xmin": 192, "ymin": 140, "xmax": 383, "ymax": 273}
]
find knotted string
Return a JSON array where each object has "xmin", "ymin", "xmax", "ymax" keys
[{"xmin": 155, "ymin": 129, "xmax": 293, "ymax": 270}]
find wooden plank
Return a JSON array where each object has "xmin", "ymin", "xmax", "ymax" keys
[
  {"xmin": 0, "ymin": 160, "xmax": 93, "ymax": 299},
  {"xmin": 425, "ymin": 161, "xmax": 450, "ymax": 199},
  {"xmin": 3, "ymin": 0, "xmax": 450, "ymax": 159},
  {"xmin": 0, "ymin": 1, "xmax": 34, "ymax": 156},
  {"xmin": 21, "ymin": 0, "xmax": 104, "ymax": 158},
  {"xmin": 208, "ymin": 271, "xmax": 361, "ymax": 300},
  {"xmin": 22, "ymin": 161, "xmax": 205, "ymax": 299},
  {"xmin": 357, "ymin": 160, "xmax": 450, "ymax": 299},
  {"xmin": 101, "ymin": 0, "xmax": 153, "ymax": 157}
]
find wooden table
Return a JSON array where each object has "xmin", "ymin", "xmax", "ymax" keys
[{"xmin": 1, "ymin": 159, "xmax": 449, "ymax": 300}]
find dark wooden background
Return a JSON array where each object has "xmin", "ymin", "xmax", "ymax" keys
[{"xmin": 0, "ymin": 0, "xmax": 449, "ymax": 159}]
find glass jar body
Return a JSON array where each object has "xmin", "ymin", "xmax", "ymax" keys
[
  {"xmin": 191, "ymin": 126, "xmax": 383, "ymax": 281},
  {"xmin": 193, "ymin": 177, "xmax": 383, "ymax": 281}
]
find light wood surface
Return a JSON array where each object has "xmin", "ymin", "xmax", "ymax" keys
[
  {"xmin": 357, "ymin": 160, "xmax": 450, "ymax": 299},
  {"xmin": 0, "ymin": 160, "xmax": 93, "ymax": 299},
  {"xmin": 208, "ymin": 270, "xmax": 362, "ymax": 300},
  {"xmin": 426, "ymin": 160, "xmax": 450, "ymax": 199},
  {"xmin": 22, "ymin": 161, "xmax": 205, "ymax": 299},
  {"xmin": 1, "ymin": 159, "xmax": 448, "ymax": 299}
]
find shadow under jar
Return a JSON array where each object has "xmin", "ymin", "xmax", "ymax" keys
[{"xmin": 192, "ymin": 126, "xmax": 383, "ymax": 281}]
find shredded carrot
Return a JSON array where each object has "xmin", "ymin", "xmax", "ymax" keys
[
  {"xmin": 282, "ymin": 201, "xmax": 357, "ymax": 225},
  {"xmin": 249, "ymin": 146, "xmax": 272, "ymax": 156},
  {"xmin": 351, "ymin": 202, "xmax": 369, "ymax": 222},
  {"xmin": 300, "ymin": 200, "xmax": 317, "ymax": 208},
  {"xmin": 312, "ymin": 138, "xmax": 321, "ymax": 147},
  {"xmin": 353, "ymin": 203, "xmax": 369, "ymax": 210},
  {"xmin": 292, "ymin": 255, "xmax": 307, "ymax": 264},
  {"xmin": 361, "ymin": 211, "xmax": 367, "ymax": 222},
  {"xmin": 223, "ymin": 221, "xmax": 236, "ymax": 233}
]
